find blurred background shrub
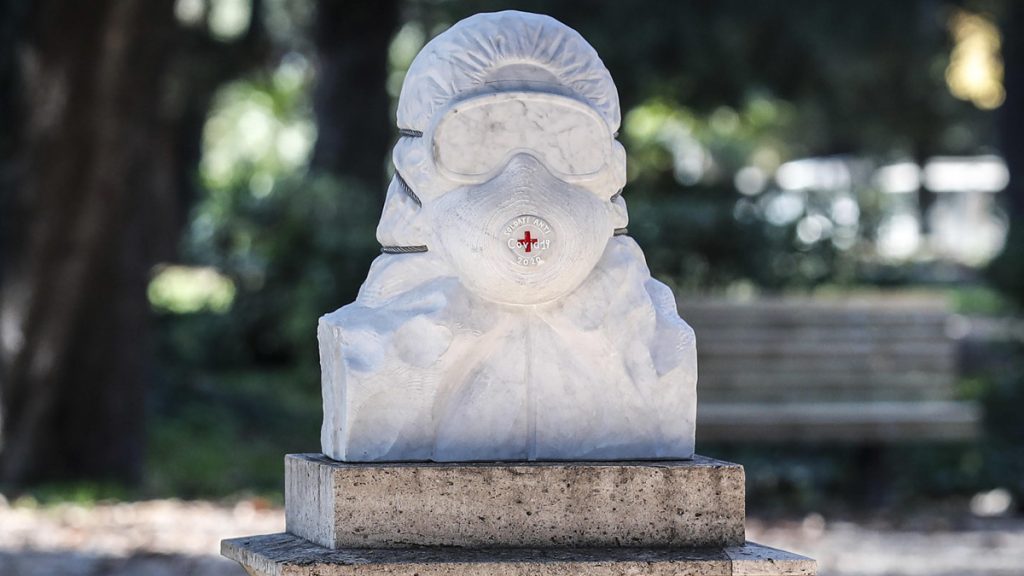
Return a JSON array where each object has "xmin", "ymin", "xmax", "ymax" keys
[{"xmin": 1, "ymin": 0, "xmax": 1022, "ymax": 515}]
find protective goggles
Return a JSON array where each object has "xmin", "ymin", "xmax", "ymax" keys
[{"xmin": 423, "ymin": 91, "xmax": 616, "ymax": 184}]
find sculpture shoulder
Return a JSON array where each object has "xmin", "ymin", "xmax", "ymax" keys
[
  {"xmin": 349, "ymin": 252, "xmax": 456, "ymax": 310},
  {"xmin": 556, "ymin": 236, "xmax": 681, "ymax": 327}
]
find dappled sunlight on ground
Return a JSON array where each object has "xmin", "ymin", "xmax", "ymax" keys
[
  {"xmin": 749, "ymin": 513, "xmax": 1024, "ymax": 576},
  {"xmin": 0, "ymin": 498, "xmax": 282, "ymax": 576},
  {"xmin": 1, "ymin": 499, "xmax": 1023, "ymax": 575}
]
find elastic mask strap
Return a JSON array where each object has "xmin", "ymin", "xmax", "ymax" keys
[
  {"xmin": 382, "ymin": 168, "xmax": 429, "ymax": 254},
  {"xmin": 611, "ymin": 188, "xmax": 628, "ymax": 236},
  {"xmin": 396, "ymin": 172, "xmax": 422, "ymax": 207},
  {"xmin": 382, "ymin": 245, "xmax": 428, "ymax": 254}
]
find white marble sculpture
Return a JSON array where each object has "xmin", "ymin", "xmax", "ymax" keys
[{"xmin": 319, "ymin": 10, "xmax": 697, "ymax": 462}]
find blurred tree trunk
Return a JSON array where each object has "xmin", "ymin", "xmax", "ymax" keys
[
  {"xmin": 310, "ymin": 0, "xmax": 398, "ymax": 191},
  {"xmin": 0, "ymin": 2, "xmax": 26, "ymax": 289},
  {"xmin": 0, "ymin": 0, "xmax": 265, "ymax": 487},
  {"xmin": 988, "ymin": 3, "xmax": 1024, "ymax": 304},
  {"xmin": 1002, "ymin": 4, "xmax": 1023, "ymax": 221}
]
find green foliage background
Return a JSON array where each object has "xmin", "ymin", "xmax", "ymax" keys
[{"xmin": 129, "ymin": 0, "xmax": 1023, "ymax": 510}]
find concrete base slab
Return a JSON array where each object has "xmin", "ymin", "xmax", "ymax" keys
[
  {"xmin": 285, "ymin": 454, "xmax": 745, "ymax": 549},
  {"xmin": 222, "ymin": 532, "xmax": 815, "ymax": 576}
]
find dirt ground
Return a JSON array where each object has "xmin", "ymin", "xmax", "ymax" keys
[{"xmin": 1, "ymin": 498, "xmax": 1022, "ymax": 576}]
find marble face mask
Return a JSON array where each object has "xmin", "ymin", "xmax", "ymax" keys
[{"xmin": 430, "ymin": 153, "xmax": 614, "ymax": 306}]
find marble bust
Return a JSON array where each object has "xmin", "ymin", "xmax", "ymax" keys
[{"xmin": 319, "ymin": 10, "xmax": 697, "ymax": 462}]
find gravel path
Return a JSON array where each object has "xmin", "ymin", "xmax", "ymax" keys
[
  {"xmin": 0, "ymin": 498, "xmax": 279, "ymax": 576},
  {"xmin": 1, "ymin": 498, "xmax": 1022, "ymax": 575},
  {"xmin": 747, "ymin": 515, "xmax": 1024, "ymax": 576}
]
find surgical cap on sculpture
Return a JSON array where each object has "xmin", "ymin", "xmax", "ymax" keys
[{"xmin": 378, "ymin": 11, "xmax": 628, "ymax": 250}]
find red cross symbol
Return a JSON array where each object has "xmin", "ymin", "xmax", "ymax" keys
[{"xmin": 518, "ymin": 230, "xmax": 539, "ymax": 252}]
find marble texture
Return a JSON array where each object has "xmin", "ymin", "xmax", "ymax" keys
[
  {"xmin": 320, "ymin": 10, "xmax": 697, "ymax": 462},
  {"xmin": 221, "ymin": 533, "xmax": 816, "ymax": 576},
  {"xmin": 284, "ymin": 453, "xmax": 745, "ymax": 550}
]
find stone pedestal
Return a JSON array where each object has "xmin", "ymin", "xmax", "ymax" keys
[
  {"xmin": 223, "ymin": 533, "xmax": 812, "ymax": 576},
  {"xmin": 222, "ymin": 454, "xmax": 815, "ymax": 575}
]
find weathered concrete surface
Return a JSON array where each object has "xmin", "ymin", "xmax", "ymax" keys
[
  {"xmin": 222, "ymin": 533, "xmax": 815, "ymax": 576},
  {"xmin": 285, "ymin": 453, "xmax": 745, "ymax": 549}
]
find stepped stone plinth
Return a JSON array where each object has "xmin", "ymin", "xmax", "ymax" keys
[
  {"xmin": 222, "ymin": 454, "xmax": 815, "ymax": 576},
  {"xmin": 222, "ymin": 533, "xmax": 814, "ymax": 576},
  {"xmin": 284, "ymin": 453, "xmax": 746, "ymax": 549}
]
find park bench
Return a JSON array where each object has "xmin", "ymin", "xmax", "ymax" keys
[{"xmin": 684, "ymin": 297, "xmax": 981, "ymax": 443}]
